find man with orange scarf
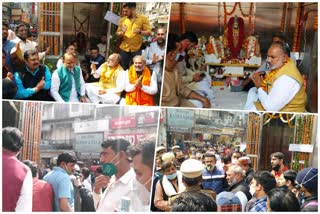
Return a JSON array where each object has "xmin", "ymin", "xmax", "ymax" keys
[
  {"xmin": 85, "ymin": 53, "xmax": 125, "ymax": 104},
  {"xmin": 125, "ymin": 55, "xmax": 157, "ymax": 106},
  {"xmin": 244, "ymin": 41, "xmax": 306, "ymax": 112}
]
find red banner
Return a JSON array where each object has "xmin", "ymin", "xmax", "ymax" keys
[{"xmin": 110, "ymin": 116, "xmax": 136, "ymax": 129}]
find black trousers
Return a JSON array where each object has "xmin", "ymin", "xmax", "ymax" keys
[{"xmin": 119, "ymin": 49, "xmax": 142, "ymax": 70}]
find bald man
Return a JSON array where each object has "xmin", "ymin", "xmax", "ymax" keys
[
  {"xmin": 51, "ymin": 53, "xmax": 86, "ymax": 102},
  {"xmin": 245, "ymin": 41, "xmax": 306, "ymax": 112},
  {"xmin": 85, "ymin": 53, "xmax": 125, "ymax": 104},
  {"xmin": 125, "ymin": 55, "xmax": 157, "ymax": 106}
]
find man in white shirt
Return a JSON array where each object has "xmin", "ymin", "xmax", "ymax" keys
[
  {"xmin": 85, "ymin": 53, "xmax": 125, "ymax": 104},
  {"xmin": 97, "ymin": 34, "xmax": 107, "ymax": 58},
  {"xmin": 244, "ymin": 41, "xmax": 306, "ymax": 112},
  {"xmin": 10, "ymin": 24, "xmax": 49, "ymax": 66},
  {"xmin": 50, "ymin": 53, "xmax": 86, "ymax": 102},
  {"xmin": 144, "ymin": 27, "xmax": 166, "ymax": 87},
  {"xmin": 93, "ymin": 139, "xmax": 150, "ymax": 212}
]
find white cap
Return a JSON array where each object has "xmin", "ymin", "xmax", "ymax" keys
[
  {"xmin": 180, "ymin": 159, "xmax": 203, "ymax": 178},
  {"xmin": 156, "ymin": 146, "xmax": 165, "ymax": 153}
]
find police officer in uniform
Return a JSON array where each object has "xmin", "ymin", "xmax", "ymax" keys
[{"xmin": 169, "ymin": 159, "xmax": 216, "ymax": 205}]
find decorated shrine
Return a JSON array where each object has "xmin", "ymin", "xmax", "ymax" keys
[
  {"xmin": 246, "ymin": 112, "xmax": 317, "ymax": 171},
  {"xmin": 169, "ymin": 2, "xmax": 318, "ymax": 112}
]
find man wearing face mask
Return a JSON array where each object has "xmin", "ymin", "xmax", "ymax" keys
[
  {"xmin": 127, "ymin": 141, "xmax": 155, "ymax": 192},
  {"xmin": 51, "ymin": 52, "xmax": 86, "ymax": 102},
  {"xmin": 154, "ymin": 161, "xmax": 185, "ymax": 211},
  {"xmin": 125, "ymin": 55, "xmax": 157, "ymax": 105},
  {"xmin": 93, "ymin": 139, "xmax": 149, "ymax": 212},
  {"xmin": 270, "ymin": 152, "xmax": 288, "ymax": 182},
  {"xmin": 43, "ymin": 152, "xmax": 78, "ymax": 211},
  {"xmin": 231, "ymin": 151, "xmax": 242, "ymax": 165},
  {"xmin": 202, "ymin": 153, "xmax": 226, "ymax": 195},
  {"xmin": 295, "ymin": 167, "xmax": 318, "ymax": 211},
  {"xmin": 174, "ymin": 149, "xmax": 185, "ymax": 170},
  {"xmin": 246, "ymin": 171, "xmax": 276, "ymax": 212}
]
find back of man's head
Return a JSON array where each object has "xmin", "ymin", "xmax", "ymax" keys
[
  {"xmin": 23, "ymin": 160, "xmax": 38, "ymax": 178},
  {"xmin": 181, "ymin": 31, "xmax": 198, "ymax": 44},
  {"xmin": 57, "ymin": 152, "xmax": 77, "ymax": 166},
  {"xmin": 253, "ymin": 171, "xmax": 276, "ymax": 194},
  {"xmin": 167, "ymin": 33, "xmax": 180, "ymax": 54},
  {"xmin": 171, "ymin": 191, "xmax": 217, "ymax": 211},
  {"xmin": 3, "ymin": 127, "xmax": 24, "ymax": 153}
]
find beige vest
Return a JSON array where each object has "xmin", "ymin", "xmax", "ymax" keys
[
  {"xmin": 98, "ymin": 64, "xmax": 124, "ymax": 96},
  {"xmin": 255, "ymin": 59, "xmax": 306, "ymax": 112}
]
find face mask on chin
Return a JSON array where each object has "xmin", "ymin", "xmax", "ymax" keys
[
  {"xmin": 177, "ymin": 157, "xmax": 185, "ymax": 163},
  {"xmin": 272, "ymin": 164, "xmax": 281, "ymax": 172},
  {"xmin": 101, "ymin": 154, "xmax": 120, "ymax": 177}
]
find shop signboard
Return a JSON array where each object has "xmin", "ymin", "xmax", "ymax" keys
[
  {"xmin": 105, "ymin": 133, "xmax": 155, "ymax": 145},
  {"xmin": 167, "ymin": 109, "xmax": 194, "ymax": 129},
  {"xmin": 74, "ymin": 119, "xmax": 109, "ymax": 133},
  {"xmin": 110, "ymin": 116, "xmax": 136, "ymax": 129},
  {"xmin": 168, "ymin": 126, "xmax": 192, "ymax": 133},
  {"xmin": 105, "ymin": 133, "xmax": 137, "ymax": 145},
  {"xmin": 136, "ymin": 111, "xmax": 158, "ymax": 127},
  {"xmin": 74, "ymin": 133, "xmax": 103, "ymax": 155}
]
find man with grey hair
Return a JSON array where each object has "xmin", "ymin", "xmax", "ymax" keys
[
  {"xmin": 125, "ymin": 55, "xmax": 157, "ymax": 105},
  {"xmin": 226, "ymin": 165, "xmax": 252, "ymax": 201},
  {"xmin": 85, "ymin": 53, "xmax": 125, "ymax": 104},
  {"xmin": 244, "ymin": 41, "xmax": 306, "ymax": 112}
]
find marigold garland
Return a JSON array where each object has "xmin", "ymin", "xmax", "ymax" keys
[
  {"xmin": 280, "ymin": 3, "xmax": 287, "ymax": 32},
  {"xmin": 314, "ymin": 11, "xmax": 318, "ymax": 30},
  {"xmin": 292, "ymin": 3, "xmax": 304, "ymax": 52},
  {"xmin": 223, "ymin": 3, "xmax": 254, "ymax": 33}
]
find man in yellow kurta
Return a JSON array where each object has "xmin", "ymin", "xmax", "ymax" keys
[
  {"xmin": 244, "ymin": 41, "xmax": 306, "ymax": 112},
  {"xmin": 116, "ymin": 3, "xmax": 151, "ymax": 70},
  {"xmin": 85, "ymin": 53, "xmax": 125, "ymax": 104},
  {"xmin": 125, "ymin": 55, "xmax": 157, "ymax": 106}
]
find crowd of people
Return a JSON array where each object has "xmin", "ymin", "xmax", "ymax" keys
[
  {"xmin": 3, "ymin": 3, "xmax": 166, "ymax": 106},
  {"xmin": 151, "ymin": 142, "xmax": 318, "ymax": 212},
  {"xmin": 2, "ymin": 126, "xmax": 155, "ymax": 212}
]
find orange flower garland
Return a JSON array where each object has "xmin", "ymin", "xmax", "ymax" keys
[
  {"xmin": 280, "ymin": 3, "xmax": 287, "ymax": 32},
  {"xmin": 314, "ymin": 11, "xmax": 318, "ymax": 30},
  {"xmin": 224, "ymin": 3, "xmax": 254, "ymax": 33},
  {"xmin": 223, "ymin": 3, "xmax": 238, "ymax": 28},
  {"xmin": 292, "ymin": 3, "xmax": 304, "ymax": 52}
]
